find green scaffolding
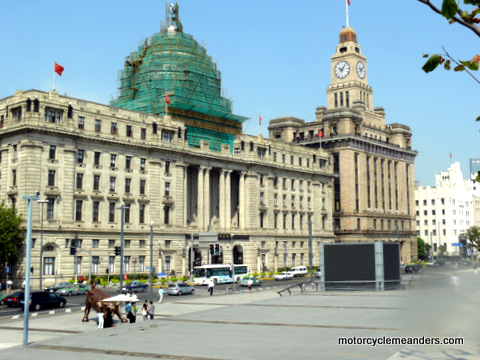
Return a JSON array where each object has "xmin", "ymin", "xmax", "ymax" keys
[{"xmin": 110, "ymin": 3, "xmax": 247, "ymax": 152}]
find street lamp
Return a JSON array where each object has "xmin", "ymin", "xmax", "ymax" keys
[
  {"xmin": 37, "ymin": 199, "xmax": 49, "ymax": 291},
  {"xmin": 283, "ymin": 241, "xmax": 287, "ymax": 268},
  {"xmin": 149, "ymin": 221, "xmax": 154, "ymax": 303},
  {"xmin": 117, "ymin": 204, "xmax": 125, "ymax": 293}
]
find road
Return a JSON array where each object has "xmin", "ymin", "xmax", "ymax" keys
[{"xmin": 0, "ymin": 277, "xmax": 304, "ymax": 320}]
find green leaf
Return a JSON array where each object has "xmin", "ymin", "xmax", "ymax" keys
[
  {"xmin": 444, "ymin": 60, "xmax": 451, "ymax": 70},
  {"xmin": 442, "ymin": 0, "xmax": 458, "ymax": 19},
  {"xmin": 453, "ymin": 65, "xmax": 465, "ymax": 71},
  {"xmin": 476, "ymin": 115, "xmax": 480, "ymax": 122},
  {"xmin": 468, "ymin": 62, "xmax": 479, "ymax": 71},
  {"xmin": 422, "ymin": 54, "xmax": 442, "ymax": 73}
]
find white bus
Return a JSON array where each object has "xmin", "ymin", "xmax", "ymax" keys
[{"xmin": 193, "ymin": 264, "xmax": 249, "ymax": 285}]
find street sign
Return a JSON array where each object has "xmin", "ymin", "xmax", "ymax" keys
[
  {"xmin": 146, "ymin": 267, "xmax": 150, "ymax": 270},
  {"xmin": 451, "ymin": 243, "xmax": 464, "ymax": 247},
  {"xmin": 159, "ymin": 272, "xmax": 166, "ymax": 277}
]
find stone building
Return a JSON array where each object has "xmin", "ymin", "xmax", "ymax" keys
[
  {"xmin": 268, "ymin": 26, "xmax": 418, "ymax": 262},
  {"xmin": 0, "ymin": 6, "xmax": 335, "ymax": 287}
]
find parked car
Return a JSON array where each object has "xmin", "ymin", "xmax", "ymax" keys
[
  {"xmin": 289, "ymin": 266, "xmax": 308, "ymax": 277},
  {"xmin": 167, "ymin": 283, "xmax": 195, "ymax": 296},
  {"xmin": 19, "ymin": 291, "xmax": 67, "ymax": 311},
  {"xmin": 4, "ymin": 292, "xmax": 22, "ymax": 307},
  {"xmin": 118, "ymin": 280, "xmax": 149, "ymax": 294},
  {"xmin": 56, "ymin": 283, "xmax": 90, "ymax": 296},
  {"xmin": 44, "ymin": 282, "xmax": 71, "ymax": 293},
  {"xmin": 240, "ymin": 277, "xmax": 262, "ymax": 287},
  {"xmin": 274, "ymin": 271, "xmax": 294, "ymax": 281},
  {"xmin": 426, "ymin": 261, "xmax": 439, "ymax": 268},
  {"xmin": 314, "ymin": 269, "xmax": 321, "ymax": 278}
]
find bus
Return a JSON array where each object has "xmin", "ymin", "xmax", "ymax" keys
[{"xmin": 193, "ymin": 264, "xmax": 249, "ymax": 285}]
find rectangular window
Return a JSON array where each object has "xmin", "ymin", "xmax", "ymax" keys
[
  {"xmin": 139, "ymin": 256, "xmax": 145, "ymax": 272},
  {"xmin": 93, "ymin": 201, "xmax": 99, "ymax": 222},
  {"xmin": 124, "ymin": 203, "xmax": 131, "ymax": 223},
  {"xmin": 141, "ymin": 128, "xmax": 146, "ymax": 140},
  {"xmin": 165, "ymin": 161, "xmax": 170, "ymax": 174},
  {"xmin": 109, "ymin": 202, "xmax": 115, "ymax": 222},
  {"xmin": 44, "ymin": 257, "xmax": 55, "ymax": 276},
  {"xmin": 109, "ymin": 256, "xmax": 115, "ymax": 274},
  {"xmin": 165, "ymin": 182, "xmax": 170, "ymax": 196},
  {"xmin": 78, "ymin": 116, "xmax": 85, "ymax": 130},
  {"xmin": 93, "ymin": 175, "xmax": 100, "ymax": 191},
  {"xmin": 140, "ymin": 179, "xmax": 146, "ymax": 195},
  {"xmin": 125, "ymin": 178, "xmax": 131, "ymax": 193},
  {"xmin": 126, "ymin": 125, "xmax": 133, "ymax": 138},
  {"xmin": 162, "ymin": 131, "xmax": 173, "ymax": 142},
  {"xmin": 46, "ymin": 198, "xmax": 55, "ymax": 219},
  {"xmin": 95, "ymin": 119, "xmax": 101, "ymax": 132},
  {"xmin": 44, "ymin": 108, "xmax": 62, "ymax": 123},
  {"xmin": 94, "ymin": 152, "xmax": 101, "ymax": 166},
  {"xmin": 110, "ymin": 154, "xmax": 116, "ymax": 168},
  {"xmin": 126, "ymin": 156, "xmax": 132, "ymax": 170},
  {"xmin": 77, "ymin": 150, "xmax": 85, "ymax": 164},
  {"xmin": 48, "ymin": 170, "xmax": 56, "ymax": 186},
  {"xmin": 76, "ymin": 173, "xmax": 83, "ymax": 189},
  {"xmin": 109, "ymin": 177, "xmax": 116, "ymax": 192},
  {"xmin": 75, "ymin": 200, "xmax": 83, "ymax": 221},
  {"xmin": 108, "ymin": 240, "xmax": 115, "ymax": 248},
  {"xmin": 111, "ymin": 122, "xmax": 117, "ymax": 135},
  {"xmin": 92, "ymin": 239, "xmax": 99, "ymax": 248},
  {"xmin": 164, "ymin": 206, "xmax": 170, "ymax": 224},
  {"xmin": 49, "ymin": 145, "xmax": 56, "ymax": 160},
  {"xmin": 139, "ymin": 204, "xmax": 145, "ymax": 223},
  {"xmin": 140, "ymin": 158, "xmax": 146, "ymax": 171},
  {"xmin": 12, "ymin": 169, "xmax": 16, "ymax": 186}
]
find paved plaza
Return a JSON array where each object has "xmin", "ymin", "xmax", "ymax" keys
[{"xmin": 0, "ymin": 270, "xmax": 479, "ymax": 360}]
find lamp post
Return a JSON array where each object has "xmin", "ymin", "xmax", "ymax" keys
[
  {"xmin": 117, "ymin": 205, "xmax": 125, "ymax": 293},
  {"xmin": 283, "ymin": 241, "xmax": 287, "ymax": 268},
  {"xmin": 149, "ymin": 221, "xmax": 154, "ymax": 303},
  {"xmin": 37, "ymin": 199, "xmax": 48, "ymax": 290},
  {"xmin": 21, "ymin": 191, "xmax": 40, "ymax": 346},
  {"xmin": 308, "ymin": 220, "xmax": 313, "ymax": 283}
]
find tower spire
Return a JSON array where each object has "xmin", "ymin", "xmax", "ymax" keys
[{"xmin": 346, "ymin": 0, "xmax": 350, "ymax": 27}]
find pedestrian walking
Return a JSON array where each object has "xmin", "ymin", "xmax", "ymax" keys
[
  {"xmin": 97, "ymin": 306, "xmax": 104, "ymax": 329},
  {"xmin": 158, "ymin": 287, "xmax": 164, "ymax": 304},
  {"xmin": 104, "ymin": 307, "xmax": 113, "ymax": 328},
  {"xmin": 247, "ymin": 276, "xmax": 253, "ymax": 293},
  {"xmin": 125, "ymin": 302, "xmax": 136, "ymax": 323},
  {"xmin": 142, "ymin": 301, "xmax": 148, "ymax": 321},
  {"xmin": 208, "ymin": 279, "xmax": 215, "ymax": 296},
  {"xmin": 148, "ymin": 301, "xmax": 155, "ymax": 320}
]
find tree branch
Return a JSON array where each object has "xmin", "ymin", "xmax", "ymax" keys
[
  {"xmin": 441, "ymin": 46, "xmax": 480, "ymax": 85},
  {"xmin": 416, "ymin": 0, "xmax": 480, "ymax": 37}
]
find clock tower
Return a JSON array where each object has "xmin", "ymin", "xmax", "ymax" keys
[{"xmin": 327, "ymin": 27, "xmax": 373, "ymax": 111}]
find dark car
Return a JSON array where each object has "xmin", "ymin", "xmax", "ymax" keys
[
  {"xmin": 117, "ymin": 280, "xmax": 149, "ymax": 294},
  {"xmin": 19, "ymin": 291, "xmax": 67, "ymax": 311},
  {"xmin": 44, "ymin": 282, "xmax": 71, "ymax": 293},
  {"xmin": 240, "ymin": 277, "xmax": 262, "ymax": 287},
  {"xmin": 4, "ymin": 292, "xmax": 22, "ymax": 307}
]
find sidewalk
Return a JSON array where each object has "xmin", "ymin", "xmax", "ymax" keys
[{"xmin": 0, "ymin": 276, "xmax": 478, "ymax": 360}]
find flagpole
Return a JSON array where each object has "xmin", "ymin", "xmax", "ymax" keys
[
  {"xmin": 52, "ymin": 64, "xmax": 56, "ymax": 91},
  {"xmin": 346, "ymin": 0, "xmax": 350, "ymax": 27}
]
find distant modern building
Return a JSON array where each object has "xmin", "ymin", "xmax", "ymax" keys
[
  {"xmin": 470, "ymin": 157, "xmax": 480, "ymax": 180},
  {"xmin": 268, "ymin": 26, "xmax": 418, "ymax": 262},
  {"xmin": 415, "ymin": 162, "xmax": 476, "ymax": 257},
  {"xmin": 0, "ymin": 4, "xmax": 335, "ymax": 288}
]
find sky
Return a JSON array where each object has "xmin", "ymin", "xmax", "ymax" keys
[{"xmin": 1, "ymin": 0, "xmax": 478, "ymax": 186}]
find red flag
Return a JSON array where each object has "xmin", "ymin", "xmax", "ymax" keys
[
  {"xmin": 259, "ymin": 115, "xmax": 262, "ymax": 126},
  {"xmin": 54, "ymin": 63, "xmax": 64, "ymax": 76},
  {"xmin": 165, "ymin": 90, "xmax": 170, "ymax": 104},
  {"xmin": 347, "ymin": 0, "xmax": 351, "ymax": 5},
  {"xmin": 317, "ymin": 129, "xmax": 324, "ymax": 138}
]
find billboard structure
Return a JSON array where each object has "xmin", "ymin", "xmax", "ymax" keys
[{"xmin": 319, "ymin": 242, "xmax": 401, "ymax": 291}]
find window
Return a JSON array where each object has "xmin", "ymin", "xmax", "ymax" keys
[
  {"xmin": 77, "ymin": 150, "xmax": 85, "ymax": 164},
  {"xmin": 94, "ymin": 152, "xmax": 101, "ymax": 166},
  {"xmin": 13, "ymin": 144, "xmax": 17, "ymax": 160},
  {"xmin": 95, "ymin": 119, "xmax": 101, "ymax": 132},
  {"xmin": 92, "ymin": 256, "xmax": 99, "ymax": 274},
  {"xmin": 48, "ymin": 170, "xmax": 56, "ymax": 186},
  {"xmin": 140, "ymin": 158, "xmax": 146, "ymax": 171},
  {"xmin": 141, "ymin": 128, "xmax": 146, "ymax": 140},
  {"xmin": 139, "ymin": 204, "xmax": 145, "ymax": 223},
  {"xmin": 111, "ymin": 122, "xmax": 117, "ymax": 135},
  {"xmin": 44, "ymin": 257, "xmax": 55, "ymax": 276},
  {"xmin": 140, "ymin": 179, "xmax": 146, "ymax": 195},
  {"xmin": 46, "ymin": 198, "xmax": 55, "ymax": 219},
  {"xmin": 109, "ymin": 202, "xmax": 116, "ymax": 222},
  {"xmin": 165, "ymin": 161, "xmax": 170, "ymax": 174},
  {"xmin": 165, "ymin": 182, "xmax": 170, "ymax": 196},
  {"xmin": 124, "ymin": 203, "xmax": 131, "ymax": 223},
  {"xmin": 164, "ymin": 206, "xmax": 170, "ymax": 224},
  {"xmin": 75, "ymin": 200, "xmax": 83, "ymax": 221},
  {"xmin": 109, "ymin": 256, "xmax": 115, "ymax": 274},
  {"xmin": 93, "ymin": 201, "xmax": 99, "ymax": 222},
  {"xmin": 93, "ymin": 175, "xmax": 100, "ymax": 191},
  {"xmin": 49, "ymin": 145, "xmax": 56, "ymax": 160},
  {"xmin": 126, "ymin": 156, "xmax": 132, "ymax": 170},
  {"xmin": 110, "ymin": 154, "xmax": 117, "ymax": 168},
  {"xmin": 44, "ymin": 108, "xmax": 62, "ymax": 123},
  {"xmin": 125, "ymin": 178, "xmax": 131, "ymax": 193},
  {"xmin": 108, "ymin": 240, "xmax": 115, "ymax": 248},
  {"xmin": 162, "ymin": 130, "xmax": 173, "ymax": 142},
  {"xmin": 74, "ymin": 257, "xmax": 82, "ymax": 275},
  {"xmin": 126, "ymin": 125, "xmax": 133, "ymax": 138},
  {"xmin": 152, "ymin": 122, "xmax": 158, "ymax": 134},
  {"xmin": 139, "ymin": 240, "xmax": 146, "ymax": 249},
  {"xmin": 76, "ymin": 173, "xmax": 83, "ymax": 189},
  {"xmin": 92, "ymin": 239, "xmax": 99, "ymax": 248},
  {"xmin": 78, "ymin": 116, "xmax": 85, "ymax": 130},
  {"xmin": 139, "ymin": 256, "xmax": 145, "ymax": 272},
  {"xmin": 12, "ymin": 169, "xmax": 17, "ymax": 186},
  {"xmin": 123, "ymin": 256, "xmax": 130, "ymax": 272},
  {"xmin": 109, "ymin": 177, "xmax": 116, "ymax": 192}
]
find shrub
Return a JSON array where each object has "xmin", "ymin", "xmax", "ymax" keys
[{"xmin": 180, "ymin": 276, "xmax": 189, "ymax": 282}]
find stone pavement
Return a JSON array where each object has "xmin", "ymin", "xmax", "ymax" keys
[{"xmin": 0, "ymin": 272, "xmax": 478, "ymax": 360}]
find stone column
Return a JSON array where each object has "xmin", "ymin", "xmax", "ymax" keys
[
  {"xmin": 225, "ymin": 170, "xmax": 231, "ymax": 230},
  {"xmin": 239, "ymin": 171, "xmax": 246, "ymax": 230},
  {"xmin": 204, "ymin": 167, "xmax": 211, "ymax": 229},
  {"xmin": 197, "ymin": 167, "xmax": 204, "ymax": 230},
  {"xmin": 219, "ymin": 169, "xmax": 226, "ymax": 229}
]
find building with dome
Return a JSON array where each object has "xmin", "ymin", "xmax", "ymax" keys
[{"xmin": 0, "ymin": 4, "xmax": 335, "ymax": 287}]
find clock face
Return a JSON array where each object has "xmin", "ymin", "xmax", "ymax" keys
[
  {"xmin": 356, "ymin": 61, "xmax": 366, "ymax": 79},
  {"xmin": 334, "ymin": 61, "xmax": 350, "ymax": 79}
]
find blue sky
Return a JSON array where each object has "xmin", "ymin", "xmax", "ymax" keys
[{"xmin": 1, "ymin": 0, "xmax": 478, "ymax": 186}]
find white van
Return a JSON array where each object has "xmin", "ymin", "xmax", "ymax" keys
[{"xmin": 289, "ymin": 266, "xmax": 308, "ymax": 277}]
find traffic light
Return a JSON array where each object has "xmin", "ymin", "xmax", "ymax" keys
[
  {"xmin": 209, "ymin": 243, "xmax": 214, "ymax": 255},
  {"xmin": 215, "ymin": 243, "xmax": 221, "ymax": 255},
  {"xmin": 70, "ymin": 247, "xmax": 77, "ymax": 256},
  {"xmin": 114, "ymin": 246, "xmax": 121, "ymax": 256}
]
